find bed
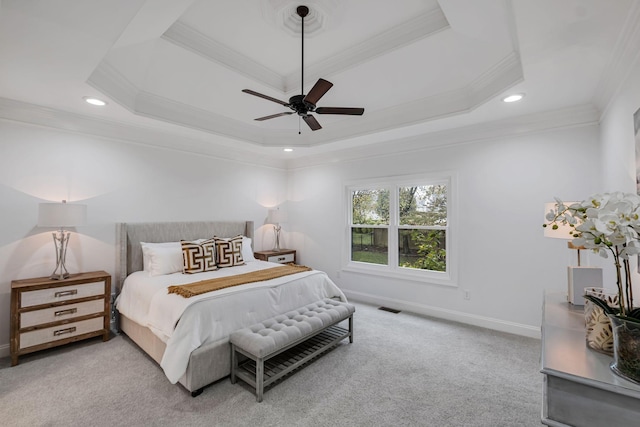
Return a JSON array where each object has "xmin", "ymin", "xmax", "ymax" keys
[{"xmin": 115, "ymin": 221, "xmax": 347, "ymax": 395}]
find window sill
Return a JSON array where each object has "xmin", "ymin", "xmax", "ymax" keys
[{"xmin": 342, "ymin": 262, "xmax": 457, "ymax": 287}]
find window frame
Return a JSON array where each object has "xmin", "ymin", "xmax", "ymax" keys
[{"xmin": 344, "ymin": 172, "xmax": 457, "ymax": 287}]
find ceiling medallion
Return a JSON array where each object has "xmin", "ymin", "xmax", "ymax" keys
[{"xmin": 259, "ymin": 0, "xmax": 345, "ymax": 37}]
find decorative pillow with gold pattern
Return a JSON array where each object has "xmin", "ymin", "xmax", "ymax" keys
[
  {"xmin": 214, "ymin": 235, "xmax": 245, "ymax": 267},
  {"xmin": 181, "ymin": 238, "xmax": 217, "ymax": 274}
]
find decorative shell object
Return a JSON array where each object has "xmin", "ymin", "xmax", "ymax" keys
[{"xmin": 584, "ymin": 287, "xmax": 618, "ymax": 355}]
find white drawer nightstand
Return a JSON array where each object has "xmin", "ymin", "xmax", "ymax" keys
[
  {"xmin": 254, "ymin": 249, "xmax": 296, "ymax": 264},
  {"xmin": 10, "ymin": 271, "xmax": 111, "ymax": 366}
]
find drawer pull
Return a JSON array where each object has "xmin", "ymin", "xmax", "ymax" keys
[
  {"xmin": 53, "ymin": 327, "xmax": 76, "ymax": 336},
  {"xmin": 278, "ymin": 257, "xmax": 285, "ymax": 261},
  {"xmin": 54, "ymin": 289, "xmax": 77, "ymax": 298},
  {"xmin": 54, "ymin": 308, "xmax": 78, "ymax": 317}
]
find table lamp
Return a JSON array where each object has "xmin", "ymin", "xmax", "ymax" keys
[
  {"xmin": 544, "ymin": 202, "xmax": 602, "ymax": 305},
  {"xmin": 38, "ymin": 200, "xmax": 87, "ymax": 279}
]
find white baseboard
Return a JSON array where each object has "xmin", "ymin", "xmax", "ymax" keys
[
  {"xmin": 0, "ymin": 291, "xmax": 540, "ymax": 359},
  {"xmin": 342, "ymin": 289, "xmax": 541, "ymax": 339},
  {"xmin": 0, "ymin": 343, "xmax": 9, "ymax": 359}
]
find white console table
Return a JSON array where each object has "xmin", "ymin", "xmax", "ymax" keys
[{"xmin": 541, "ymin": 292, "xmax": 640, "ymax": 426}]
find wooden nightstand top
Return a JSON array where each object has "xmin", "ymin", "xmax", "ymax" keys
[
  {"xmin": 253, "ymin": 249, "xmax": 295, "ymax": 257},
  {"xmin": 254, "ymin": 249, "xmax": 296, "ymax": 264},
  {"xmin": 11, "ymin": 271, "xmax": 111, "ymax": 290}
]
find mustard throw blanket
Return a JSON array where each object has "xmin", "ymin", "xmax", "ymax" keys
[{"xmin": 167, "ymin": 264, "xmax": 313, "ymax": 298}]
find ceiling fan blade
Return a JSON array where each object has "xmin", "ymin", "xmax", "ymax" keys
[
  {"xmin": 242, "ymin": 89, "xmax": 289, "ymax": 107},
  {"xmin": 315, "ymin": 107, "xmax": 365, "ymax": 116},
  {"xmin": 303, "ymin": 79, "xmax": 333, "ymax": 106},
  {"xmin": 302, "ymin": 114, "xmax": 322, "ymax": 131},
  {"xmin": 254, "ymin": 112, "xmax": 294, "ymax": 121}
]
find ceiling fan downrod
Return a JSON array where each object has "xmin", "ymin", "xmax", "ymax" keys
[{"xmin": 297, "ymin": 5, "xmax": 308, "ymax": 96}]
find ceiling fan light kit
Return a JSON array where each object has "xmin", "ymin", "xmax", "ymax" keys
[{"xmin": 242, "ymin": 5, "xmax": 364, "ymax": 132}]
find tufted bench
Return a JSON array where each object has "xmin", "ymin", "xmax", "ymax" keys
[{"xmin": 229, "ymin": 298, "xmax": 355, "ymax": 402}]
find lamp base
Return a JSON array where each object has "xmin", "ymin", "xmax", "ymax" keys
[
  {"xmin": 567, "ymin": 266, "xmax": 603, "ymax": 305},
  {"xmin": 272, "ymin": 224, "xmax": 282, "ymax": 252},
  {"xmin": 50, "ymin": 230, "xmax": 71, "ymax": 280}
]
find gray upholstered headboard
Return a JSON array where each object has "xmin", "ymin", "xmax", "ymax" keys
[{"xmin": 115, "ymin": 221, "xmax": 254, "ymax": 293}]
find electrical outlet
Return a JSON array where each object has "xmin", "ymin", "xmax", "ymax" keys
[{"xmin": 464, "ymin": 290, "xmax": 471, "ymax": 300}]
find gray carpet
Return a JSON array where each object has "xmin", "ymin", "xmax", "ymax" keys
[{"xmin": 0, "ymin": 302, "xmax": 541, "ymax": 426}]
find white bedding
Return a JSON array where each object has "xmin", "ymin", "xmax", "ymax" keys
[{"xmin": 116, "ymin": 261, "xmax": 346, "ymax": 383}]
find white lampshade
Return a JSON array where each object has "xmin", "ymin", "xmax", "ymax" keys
[
  {"xmin": 38, "ymin": 201, "xmax": 87, "ymax": 228},
  {"xmin": 267, "ymin": 208, "xmax": 288, "ymax": 224},
  {"xmin": 543, "ymin": 202, "xmax": 577, "ymax": 239}
]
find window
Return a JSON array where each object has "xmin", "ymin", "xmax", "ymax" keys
[
  {"xmin": 351, "ymin": 188, "xmax": 389, "ymax": 266},
  {"xmin": 346, "ymin": 174, "xmax": 455, "ymax": 285}
]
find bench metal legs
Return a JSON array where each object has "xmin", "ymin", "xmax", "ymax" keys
[
  {"xmin": 230, "ymin": 343, "xmax": 237, "ymax": 384},
  {"xmin": 256, "ymin": 357, "xmax": 264, "ymax": 402}
]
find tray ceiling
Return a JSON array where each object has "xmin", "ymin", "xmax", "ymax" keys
[{"xmin": 0, "ymin": 0, "xmax": 637, "ymax": 155}]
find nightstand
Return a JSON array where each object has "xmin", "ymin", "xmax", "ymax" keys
[
  {"xmin": 10, "ymin": 270, "xmax": 111, "ymax": 366},
  {"xmin": 254, "ymin": 249, "xmax": 296, "ymax": 264}
]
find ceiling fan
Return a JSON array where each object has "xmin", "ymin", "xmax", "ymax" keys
[{"xmin": 242, "ymin": 5, "xmax": 364, "ymax": 131}]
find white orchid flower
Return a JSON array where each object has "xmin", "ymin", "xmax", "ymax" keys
[{"xmin": 544, "ymin": 192, "xmax": 640, "ymax": 316}]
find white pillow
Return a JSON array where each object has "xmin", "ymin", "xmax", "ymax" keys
[
  {"xmin": 140, "ymin": 242, "xmax": 182, "ymax": 276},
  {"xmin": 141, "ymin": 242, "xmax": 173, "ymax": 271},
  {"xmin": 242, "ymin": 236, "xmax": 256, "ymax": 262}
]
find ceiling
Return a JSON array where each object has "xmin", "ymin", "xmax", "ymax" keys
[{"xmin": 1, "ymin": 0, "xmax": 638, "ymax": 161}]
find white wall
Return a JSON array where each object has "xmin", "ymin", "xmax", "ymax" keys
[
  {"xmin": 0, "ymin": 120, "xmax": 287, "ymax": 351},
  {"xmin": 0, "ymin": 107, "xmax": 618, "ymax": 353},
  {"xmin": 288, "ymin": 123, "xmax": 601, "ymax": 336},
  {"xmin": 6, "ymin": 82, "xmax": 637, "ymax": 351},
  {"xmin": 600, "ymin": 58, "xmax": 640, "ymax": 192},
  {"xmin": 599, "ymin": 54, "xmax": 640, "ymax": 301}
]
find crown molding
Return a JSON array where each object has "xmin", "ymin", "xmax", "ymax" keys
[
  {"xmin": 0, "ymin": 97, "xmax": 287, "ymax": 169},
  {"xmin": 135, "ymin": 90, "xmax": 265, "ymax": 143},
  {"xmin": 0, "ymin": 97, "xmax": 594, "ymax": 173},
  {"xmin": 283, "ymin": 7, "xmax": 450, "ymax": 93},
  {"xmin": 81, "ymin": 0, "xmax": 525, "ymax": 149},
  {"xmin": 286, "ymin": 104, "xmax": 600, "ymax": 169},
  {"xmin": 83, "ymin": 45, "xmax": 523, "ymax": 149},
  {"xmin": 87, "ymin": 60, "xmax": 295, "ymax": 146},
  {"xmin": 86, "ymin": 60, "xmax": 138, "ymax": 113},
  {"xmin": 469, "ymin": 52, "xmax": 523, "ymax": 104},
  {"xmin": 162, "ymin": 7, "xmax": 449, "ymax": 94},
  {"xmin": 592, "ymin": 1, "xmax": 640, "ymax": 116},
  {"xmin": 162, "ymin": 21, "xmax": 285, "ymax": 91},
  {"xmin": 297, "ymin": 51, "xmax": 524, "ymax": 146}
]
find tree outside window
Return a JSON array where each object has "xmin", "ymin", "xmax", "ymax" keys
[
  {"xmin": 349, "ymin": 181, "xmax": 448, "ymax": 273},
  {"xmin": 351, "ymin": 189, "xmax": 389, "ymax": 265},
  {"xmin": 398, "ymin": 185, "xmax": 447, "ymax": 272}
]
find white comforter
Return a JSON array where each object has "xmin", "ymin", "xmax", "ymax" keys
[{"xmin": 116, "ymin": 261, "xmax": 346, "ymax": 383}]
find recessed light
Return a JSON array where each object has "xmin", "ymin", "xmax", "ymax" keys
[
  {"xmin": 283, "ymin": 148, "xmax": 293, "ymax": 152},
  {"xmin": 502, "ymin": 93, "xmax": 525, "ymax": 103},
  {"xmin": 83, "ymin": 96, "xmax": 107, "ymax": 106}
]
